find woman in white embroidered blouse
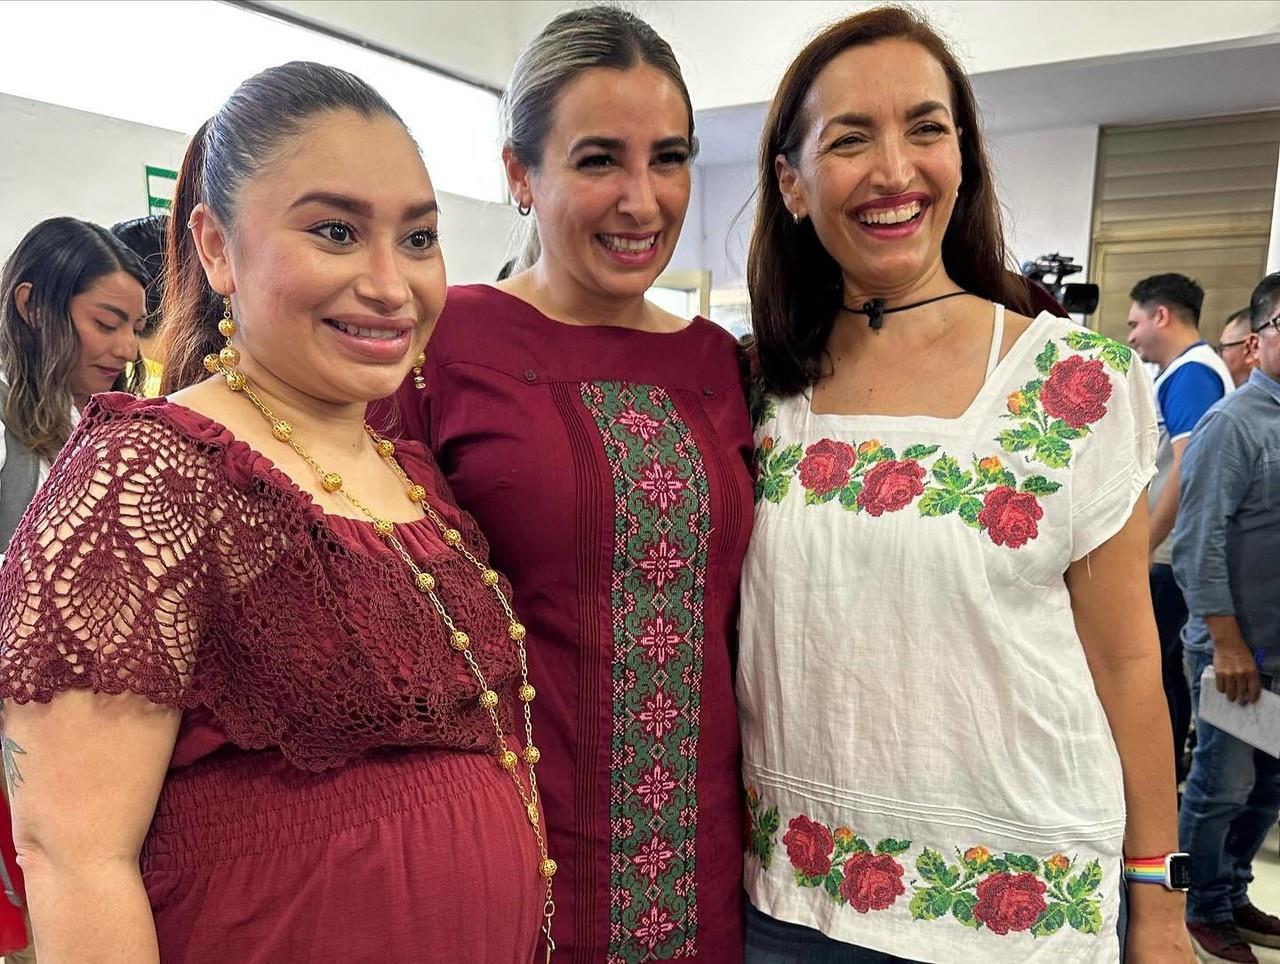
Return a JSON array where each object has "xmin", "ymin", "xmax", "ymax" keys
[{"xmin": 737, "ymin": 8, "xmax": 1193, "ymax": 964}]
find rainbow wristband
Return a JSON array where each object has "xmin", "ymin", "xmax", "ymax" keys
[{"xmin": 1122, "ymin": 856, "xmax": 1167, "ymax": 884}]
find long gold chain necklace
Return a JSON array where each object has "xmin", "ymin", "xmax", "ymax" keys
[{"xmin": 205, "ymin": 301, "xmax": 556, "ymax": 960}]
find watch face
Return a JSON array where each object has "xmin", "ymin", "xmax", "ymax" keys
[{"xmin": 1168, "ymin": 854, "xmax": 1193, "ymax": 890}]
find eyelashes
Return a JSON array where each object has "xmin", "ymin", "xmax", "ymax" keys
[{"xmin": 308, "ymin": 220, "xmax": 440, "ymax": 251}]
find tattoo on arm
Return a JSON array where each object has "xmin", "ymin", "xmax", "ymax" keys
[{"xmin": 0, "ymin": 701, "xmax": 25, "ymax": 795}]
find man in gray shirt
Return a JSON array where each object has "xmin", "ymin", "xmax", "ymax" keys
[{"xmin": 1173, "ymin": 272, "xmax": 1280, "ymax": 963}]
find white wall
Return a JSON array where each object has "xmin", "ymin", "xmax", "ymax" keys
[
  {"xmin": 0, "ymin": 92, "xmax": 517, "ymax": 285},
  {"xmin": 988, "ymin": 125, "xmax": 1099, "ymax": 277}
]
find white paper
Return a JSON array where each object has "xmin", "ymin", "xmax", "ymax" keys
[{"xmin": 1199, "ymin": 667, "xmax": 1280, "ymax": 759}]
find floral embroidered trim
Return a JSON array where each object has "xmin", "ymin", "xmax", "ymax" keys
[
  {"xmin": 998, "ymin": 331, "xmax": 1131, "ymax": 470},
  {"xmin": 774, "ymin": 812, "xmax": 1105, "ymax": 938},
  {"xmin": 746, "ymin": 785, "xmax": 780, "ymax": 869},
  {"xmin": 750, "ymin": 332, "xmax": 1133, "ymax": 548},
  {"xmin": 582, "ymin": 381, "xmax": 709, "ymax": 964}
]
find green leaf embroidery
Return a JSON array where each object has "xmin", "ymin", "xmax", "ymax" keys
[
  {"xmin": 1064, "ymin": 329, "xmax": 1108, "ymax": 352},
  {"xmin": 1003, "ymin": 853, "xmax": 1039, "ymax": 873},
  {"xmin": 918, "ymin": 489, "xmax": 961, "ymax": 517},
  {"xmin": 760, "ymin": 475, "xmax": 791, "ymax": 504},
  {"xmin": 1021, "ymin": 475, "xmax": 1062, "ymax": 495},
  {"xmin": 875, "ymin": 838, "xmax": 912, "ymax": 857},
  {"xmin": 774, "ymin": 443, "xmax": 803, "ymax": 473},
  {"xmin": 795, "ymin": 869, "xmax": 825, "ymax": 888},
  {"xmin": 838, "ymin": 481, "xmax": 863, "ymax": 511},
  {"xmin": 851, "ymin": 836, "xmax": 873, "ymax": 855},
  {"xmin": 951, "ymin": 891, "xmax": 979, "ymax": 929},
  {"xmin": 1066, "ymin": 859, "xmax": 1103, "ymax": 899},
  {"xmin": 998, "ymin": 424, "xmax": 1042, "ymax": 453},
  {"xmin": 1066, "ymin": 899, "xmax": 1103, "ymax": 935},
  {"xmin": 1035, "ymin": 341, "xmax": 1060, "ymax": 375},
  {"xmin": 902, "ymin": 444, "xmax": 941, "ymax": 460},
  {"xmin": 916, "ymin": 848, "xmax": 949, "ymax": 885},
  {"xmin": 958, "ymin": 496, "xmax": 984, "ymax": 528},
  {"xmin": 1032, "ymin": 902, "xmax": 1068, "ymax": 938},
  {"xmin": 1100, "ymin": 341, "xmax": 1132, "ymax": 374},
  {"xmin": 750, "ymin": 393, "xmax": 778, "ymax": 430},
  {"xmin": 931, "ymin": 455, "xmax": 961, "ymax": 485},
  {"xmin": 1049, "ymin": 420, "xmax": 1087, "ymax": 441},
  {"xmin": 824, "ymin": 869, "xmax": 845, "ymax": 902},
  {"xmin": 910, "ymin": 886, "xmax": 954, "ymax": 921},
  {"xmin": 1033, "ymin": 434, "xmax": 1072, "ymax": 469}
]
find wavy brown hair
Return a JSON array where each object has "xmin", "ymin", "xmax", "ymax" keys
[
  {"xmin": 0, "ymin": 217, "xmax": 145, "ymax": 461},
  {"xmin": 748, "ymin": 6, "xmax": 1031, "ymax": 397}
]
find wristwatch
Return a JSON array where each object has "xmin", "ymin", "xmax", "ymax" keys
[{"xmin": 1123, "ymin": 853, "xmax": 1192, "ymax": 890}]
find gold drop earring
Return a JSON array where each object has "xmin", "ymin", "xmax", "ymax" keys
[
  {"xmin": 204, "ymin": 296, "xmax": 245, "ymax": 391},
  {"xmin": 412, "ymin": 352, "xmax": 426, "ymax": 390}
]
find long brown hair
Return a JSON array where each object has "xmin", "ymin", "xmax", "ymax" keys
[
  {"xmin": 160, "ymin": 62, "xmax": 405, "ymax": 394},
  {"xmin": 0, "ymin": 217, "xmax": 145, "ymax": 461},
  {"xmin": 748, "ymin": 6, "xmax": 1031, "ymax": 397}
]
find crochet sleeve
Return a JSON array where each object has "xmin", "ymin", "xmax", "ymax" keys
[{"xmin": 0, "ymin": 404, "xmax": 216, "ymax": 705}]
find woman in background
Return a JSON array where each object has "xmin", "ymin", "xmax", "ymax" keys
[
  {"xmin": 391, "ymin": 6, "xmax": 753, "ymax": 960},
  {"xmin": 111, "ymin": 214, "xmax": 171, "ymax": 396}
]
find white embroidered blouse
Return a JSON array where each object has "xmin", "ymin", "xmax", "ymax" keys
[{"xmin": 739, "ymin": 308, "xmax": 1157, "ymax": 963}]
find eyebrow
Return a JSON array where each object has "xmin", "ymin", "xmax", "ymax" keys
[
  {"xmin": 95, "ymin": 302, "xmax": 131, "ymax": 324},
  {"xmin": 569, "ymin": 135, "xmax": 692, "ymax": 154},
  {"xmin": 821, "ymin": 100, "xmax": 952, "ymax": 137},
  {"xmin": 289, "ymin": 191, "xmax": 438, "ymax": 221}
]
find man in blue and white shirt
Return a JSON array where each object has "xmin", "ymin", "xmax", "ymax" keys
[{"xmin": 1126, "ymin": 273, "xmax": 1233, "ymax": 785}]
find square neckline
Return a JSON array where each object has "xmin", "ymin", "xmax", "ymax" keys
[{"xmin": 803, "ymin": 308, "xmax": 1057, "ymax": 430}]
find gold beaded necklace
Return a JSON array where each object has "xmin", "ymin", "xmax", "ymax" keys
[{"xmin": 205, "ymin": 300, "xmax": 556, "ymax": 960}]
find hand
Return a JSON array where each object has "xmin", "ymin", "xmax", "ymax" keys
[
  {"xmin": 1125, "ymin": 907, "xmax": 1196, "ymax": 963},
  {"xmin": 1214, "ymin": 636, "xmax": 1262, "ymax": 704}
]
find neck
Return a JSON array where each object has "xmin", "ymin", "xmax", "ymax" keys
[
  {"xmin": 1156, "ymin": 326, "xmax": 1204, "ymax": 372},
  {"xmin": 522, "ymin": 257, "xmax": 654, "ymax": 330},
  {"xmin": 72, "ymin": 392, "xmax": 88, "ymax": 412},
  {"xmin": 233, "ymin": 351, "xmax": 369, "ymax": 457},
  {"xmin": 842, "ymin": 260, "xmax": 956, "ymax": 312}
]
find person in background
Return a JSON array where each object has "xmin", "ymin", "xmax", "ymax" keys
[
  {"xmin": 0, "ymin": 62, "xmax": 552, "ymax": 962},
  {"xmin": 389, "ymin": 7, "xmax": 752, "ymax": 960},
  {"xmin": 1173, "ymin": 272, "xmax": 1280, "ymax": 964},
  {"xmin": 740, "ymin": 7, "xmax": 1191, "ymax": 961},
  {"xmin": 1216, "ymin": 307, "xmax": 1260, "ymax": 389},
  {"xmin": 1125, "ymin": 273, "xmax": 1233, "ymax": 786},
  {"xmin": 0, "ymin": 216, "xmax": 146, "ymax": 962},
  {"xmin": 111, "ymin": 215, "xmax": 170, "ymax": 396}
]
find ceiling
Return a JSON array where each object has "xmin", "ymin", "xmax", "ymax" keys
[{"xmin": 694, "ymin": 34, "xmax": 1280, "ymax": 168}]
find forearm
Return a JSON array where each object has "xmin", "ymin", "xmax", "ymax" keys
[
  {"xmin": 20, "ymin": 854, "xmax": 159, "ymax": 963},
  {"xmin": 1205, "ymin": 614, "xmax": 1246, "ymax": 648}
]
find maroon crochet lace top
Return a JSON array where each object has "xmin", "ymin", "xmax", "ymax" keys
[{"xmin": 0, "ymin": 393, "xmax": 520, "ymax": 771}]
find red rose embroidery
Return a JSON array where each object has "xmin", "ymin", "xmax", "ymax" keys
[
  {"xmin": 839, "ymin": 852, "xmax": 905, "ymax": 913},
  {"xmin": 783, "ymin": 815, "xmax": 834, "ymax": 877},
  {"xmin": 974, "ymin": 872, "xmax": 1047, "ymax": 935},
  {"xmin": 979, "ymin": 486, "xmax": 1044, "ymax": 548},
  {"xmin": 856, "ymin": 459, "xmax": 925, "ymax": 516},
  {"xmin": 1040, "ymin": 355, "xmax": 1112, "ymax": 429},
  {"xmin": 797, "ymin": 440, "xmax": 856, "ymax": 496}
]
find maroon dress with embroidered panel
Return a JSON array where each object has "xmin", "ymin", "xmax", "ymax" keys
[
  {"xmin": 388, "ymin": 284, "xmax": 753, "ymax": 963},
  {"xmin": 0, "ymin": 394, "xmax": 544, "ymax": 963}
]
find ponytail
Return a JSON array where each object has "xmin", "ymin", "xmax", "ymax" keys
[{"xmin": 158, "ymin": 120, "xmax": 222, "ymax": 394}]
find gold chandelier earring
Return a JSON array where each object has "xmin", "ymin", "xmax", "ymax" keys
[
  {"xmin": 412, "ymin": 352, "xmax": 426, "ymax": 390},
  {"xmin": 204, "ymin": 296, "xmax": 245, "ymax": 391}
]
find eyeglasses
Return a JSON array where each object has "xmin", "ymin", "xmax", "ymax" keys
[
  {"xmin": 1253, "ymin": 313, "xmax": 1280, "ymax": 337},
  {"xmin": 1217, "ymin": 338, "xmax": 1249, "ymax": 353}
]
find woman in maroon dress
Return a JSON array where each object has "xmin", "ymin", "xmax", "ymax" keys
[
  {"xmin": 390, "ymin": 8, "xmax": 753, "ymax": 962},
  {"xmin": 0, "ymin": 63, "xmax": 552, "ymax": 962}
]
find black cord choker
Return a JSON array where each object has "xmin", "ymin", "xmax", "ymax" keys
[{"xmin": 842, "ymin": 291, "xmax": 969, "ymax": 330}]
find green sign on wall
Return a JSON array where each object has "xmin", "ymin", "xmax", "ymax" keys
[{"xmin": 146, "ymin": 165, "xmax": 178, "ymax": 216}]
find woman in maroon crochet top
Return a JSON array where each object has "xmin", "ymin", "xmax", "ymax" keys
[
  {"xmin": 388, "ymin": 9, "xmax": 753, "ymax": 962},
  {"xmin": 0, "ymin": 63, "xmax": 550, "ymax": 962}
]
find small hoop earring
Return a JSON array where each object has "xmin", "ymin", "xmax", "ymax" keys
[
  {"xmin": 517, "ymin": 202, "xmax": 532, "ymax": 217},
  {"xmin": 412, "ymin": 352, "xmax": 426, "ymax": 391}
]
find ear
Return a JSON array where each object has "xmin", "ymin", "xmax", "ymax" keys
[
  {"xmin": 1245, "ymin": 332, "xmax": 1261, "ymax": 365},
  {"xmin": 12, "ymin": 282, "xmax": 34, "ymax": 326},
  {"xmin": 502, "ymin": 145, "xmax": 534, "ymax": 212},
  {"xmin": 775, "ymin": 153, "xmax": 806, "ymax": 220},
  {"xmin": 1153, "ymin": 304, "xmax": 1172, "ymax": 329},
  {"xmin": 188, "ymin": 203, "xmax": 235, "ymax": 297}
]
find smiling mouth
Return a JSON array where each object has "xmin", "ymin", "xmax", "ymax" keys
[
  {"xmin": 856, "ymin": 201, "xmax": 924, "ymax": 226},
  {"xmin": 324, "ymin": 319, "xmax": 405, "ymax": 340},
  {"xmin": 598, "ymin": 234, "xmax": 658, "ymax": 253}
]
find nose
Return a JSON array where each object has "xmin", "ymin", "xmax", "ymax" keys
[
  {"xmin": 356, "ymin": 238, "xmax": 412, "ymax": 310},
  {"xmin": 869, "ymin": 137, "xmax": 912, "ymax": 195},
  {"xmin": 617, "ymin": 167, "xmax": 660, "ymax": 224},
  {"xmin": 112, "ymin": 327, "xmax": 139, "ymax": 362}
]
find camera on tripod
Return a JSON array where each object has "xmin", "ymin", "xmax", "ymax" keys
[{"xmin": 1021, "ymin": 253, "xmax": 1100, "ymax": 315}]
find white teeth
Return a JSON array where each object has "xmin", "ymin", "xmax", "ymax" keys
[
  {"xmin": 857, "ymin": 201, "xmax": 923, "ymax": 225},
  {"xmin": 332, "ymin": 320, "xmax": 401, "ymax": 340},
  {"xmin": 600, "ymin": 234, "xmax": 657, "ymax": 253}
]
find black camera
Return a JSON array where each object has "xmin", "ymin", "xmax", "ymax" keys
[{"xmin": 1021, "ymin": 253, "xmax": 1100, "ymax": 315}]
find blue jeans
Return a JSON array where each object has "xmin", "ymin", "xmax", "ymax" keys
[{"xmin": 1180, "ymin": 648, "xmax": 1280, "ymax": 923}]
